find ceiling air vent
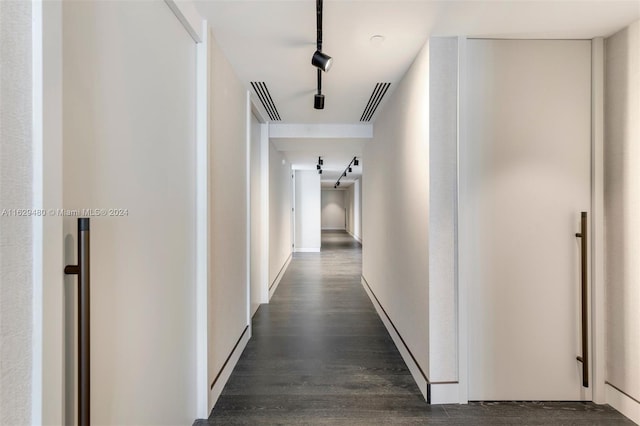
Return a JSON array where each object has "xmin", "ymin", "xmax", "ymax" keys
[
  {"xmin": 360, "ymin": 82, "xmax": 391, "ymax": 122},
  {"xmin": 250, "ymin": 82, "xmax": 281, "ymax": 121}
]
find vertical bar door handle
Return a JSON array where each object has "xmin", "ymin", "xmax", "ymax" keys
[
  {"xmin": 64, "ymin": 218, "xmax": 90, "ymax": 425},
  {"xmin": 575, "ymin": 212, "xmax": 588, "ymax": 388}
]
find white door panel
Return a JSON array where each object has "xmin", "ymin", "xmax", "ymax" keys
[
  {"xmin": 466, "ymin": 40, "xmax": 591, "ymax": 400},
  {"xmin": 62, "ymin": 2, "xmax": 197, "ymax": 423}
]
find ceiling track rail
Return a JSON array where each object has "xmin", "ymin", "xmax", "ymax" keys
[
  {"xmin": 334, "ymin": 156, "xmax": 359, "ymax": 188},
  {"xmin": 250, "ymin": 81, "xmax": 281, "ymax": 121},
  {"xmin": 313, "ymin": 0, "xmax": 327, "ymax": 109},
  {"xmin": 316, "ymin": 0, "xmax": 323, "ymax": 52},
  {"xmin": 360, "ymin": 82, "xmax": 391, "ymax": 122}
]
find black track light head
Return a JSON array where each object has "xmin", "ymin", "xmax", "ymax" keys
[
  {"xmin": 342, "ymin": 172, "xmax": 347, "ymax": 177},
  {"xmin": 318, "ymin": 169, "xmax": 323, "ymax": 175},
  {"xmin": 336, "ymin": 181, "xmax": 340, "ymax": 187},
  {"xmin": 317, "ymin": 164, "xmax": 321, "ymax": 170},
  {"xmin": 314, "ymin": 94, "xmax": 325, "ymax": 109},
  {"xmin": 318, "ymin": 157, "xmax": 323, "ymax": 165},
  {"xmin": 354, "ymin": 158, "xmax": 359, "ymax": 166},
  {"xmin": 312, "ymin": 50, "xmax": 332, "ymax": 72},
  {"xmin": 348, "ymin": 167, "xmax": 352, "ymax": 173}
]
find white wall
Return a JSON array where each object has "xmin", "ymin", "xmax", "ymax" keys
[
  {"xmin": 62, "ymin": 2, "xmax": 197, "ymax": 424},
  {"xmin": 362, "ymin": 38, "xmax": 460, "ymax": 401},
  {"xmin": 208, "ymin": 29, "xmax": 249, "ymax": 408},
  {"xmin": 362, "ymin": 40, "xmax": 431, "ymax": 394},
  {"xmin": 604, "ymin": 20, "xmax": 640, "ymax": 406},
  {"xmin": 346, "ymin": 190, "xmax": 352, "ymax": 227},
  {"xmin": 428, "ymin": 37, "xmax": 458, "ymax": 382},
  {"xmin": 269, "ymin": 142, "xmax": 292, "ymax": 287},
  {"xmin": 0, "ymin": 1, "xmax": 33, "ymax": 424},
  {"xmin": 345, "ymin": 186, "xmax": 354, "ymax": 235},
  {"xmin": 321, "ymin": 189, "xmax": 346, "ymax": 230},
  {"xmin": 355, "ymin": 177, "xmax": 362, "ymax": 241},
  {"xmin": 295, "ymin": 171, "xmax": 321, "ymax": 251},
  {"xmin": 344, "ymin": 180, "xmax": 362, "ymax": 241}
]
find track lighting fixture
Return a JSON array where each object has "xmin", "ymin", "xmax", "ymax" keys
[
  {"xmin": 333, "ymin": 156, "xmax": 361, "ymax": 188},
  {"xmin": 312, "ymin": 50, "xmax": 332, "ymax": 72},
  {"xmin": 312, "ymin": 0, "xmax": 332, "ymax": 109},
  {"xmin": 318, "ymin": 169, "xmax": 323, "ymax": 175},
  {"xmin": 317, "ymin": 164, "xmax": 321, "ymax": 170},
  {"xmin": 318, "ymin": 156, "xmax": 323, "ymax": 166}
]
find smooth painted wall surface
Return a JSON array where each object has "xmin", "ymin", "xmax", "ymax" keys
[
  {"xmin": 295, "ymin": 171, "xmax": 321, "ymax": 251},
  {"xmin": 62, "ymin": 2, "xmax": 197, "ymax": 423},
  {"xmin": 0, "ymin": 1, "xmax": 33, "ymax": 423},
  {"xmin": 345, "ymin": 178, "xmax": 362, "ymax": 242},
  {"xmin": 362, "ymin": 41, "xmax": 431, "ymax": 376},
  {"xmin": 345, "ymin": 180, "xmax": 362, "ymax": 241},
  {"xmin": 428, "ymin": 37, "xmax": 458, "ymax": 381},
  {"xmin": 356, "ymin": 177, "xmax": 362, "ymax": 241},
  {"xmin": 345, "ymin": 187, "xmax": 353, "ymax": 233},
  {"xmin": 604, "ymin": 19, "xmax": 640, "ymax": 402},
  {"xmin": 208, "ymin": 30, "xmax": 249, "ymax": 405},
  {"xmin": 321, "ymin": 189, "xmax": 346, "ymax": 230},
  {"xmin": 269, "ymin": 143, "xmax": 292, "ymax": 285}
]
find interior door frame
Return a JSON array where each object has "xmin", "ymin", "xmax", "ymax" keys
[
  {"xmin": 34, "ymin": 1, "xmax": 64, "ymax": 423},
  {"xmin": 456, "ymin": 36, "xmax": 606, "ymax": 404},
  {"xmin": 248, "ymin": 99, "xmax": 270, "ymax": 315}
]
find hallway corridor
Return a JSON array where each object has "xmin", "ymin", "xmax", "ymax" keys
[
  {"xmin": 198, "ymin": 231, "xmax": 631, "ymax": 425},
  {"xmin": 204, "ymin": 230, "xmax": 434, "ymax": 424}
]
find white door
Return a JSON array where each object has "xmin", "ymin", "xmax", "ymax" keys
[
  {"xmin": 61, "ymin": 2, "xmax": 198, "ymax": 424},
  {"xmin": 466, "ymin": 40, "xmax": 592, "ymax": 400}
]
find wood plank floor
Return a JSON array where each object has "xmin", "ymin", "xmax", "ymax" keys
[{"xmin": 196, "ymin": 230, "xmax": 632, "ymax": 425}]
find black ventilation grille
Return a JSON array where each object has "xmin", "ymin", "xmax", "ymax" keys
[
  {"xmin": 360, "ymin": 82, "xmax": 391, "ymax": 122},
  {"xmin": 250, "ymin": 82, "xmax": 281, "ymax": 121}
]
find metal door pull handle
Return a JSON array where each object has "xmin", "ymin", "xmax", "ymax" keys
[
  {"xmin": 575, "ymin": 212, "xmax": 588, "ymax": 388},
  {"xmin": 65, "ymin": 218, "xmax": 91, "ymax": 425}
]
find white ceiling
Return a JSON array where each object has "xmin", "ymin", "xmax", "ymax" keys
[
  {"xmin": 194, "ymin": 0, "xmax": 639, "ymax": 175},
  {"xmin": 195, "ymin": 0, "xmax": 639, "ymax": 125}
]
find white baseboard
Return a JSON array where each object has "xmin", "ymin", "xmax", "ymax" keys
[
  {"xmin": 294, "ymin": 247, "xmax": 320, "ymax": 253},
  {"xmin": 208, "ymin": 326, "xmax": 251, "ymax": 414},
  {"xmin": 269, "ymin": 253, "xmax": 292, "ymax": 300},
  {"xmin": 430, "ymin": 382, "xmax": 460, "ymax": 404},
  {"xmin": 606, "ymin": 382, "xmax": 640, "ymax": 424},
  {"xmin": 361, "ymin": 275, "xmax": 429, "ymax": 402}
]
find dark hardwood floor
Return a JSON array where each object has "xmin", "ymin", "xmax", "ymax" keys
[{"xmin": 196, "ymin": 230, "xmax": 632, "ymax": 425}]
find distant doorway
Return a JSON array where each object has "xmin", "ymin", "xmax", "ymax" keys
[{"xmin": 321, "ymin": 180, "xmax": 362, "ymax": 245}]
